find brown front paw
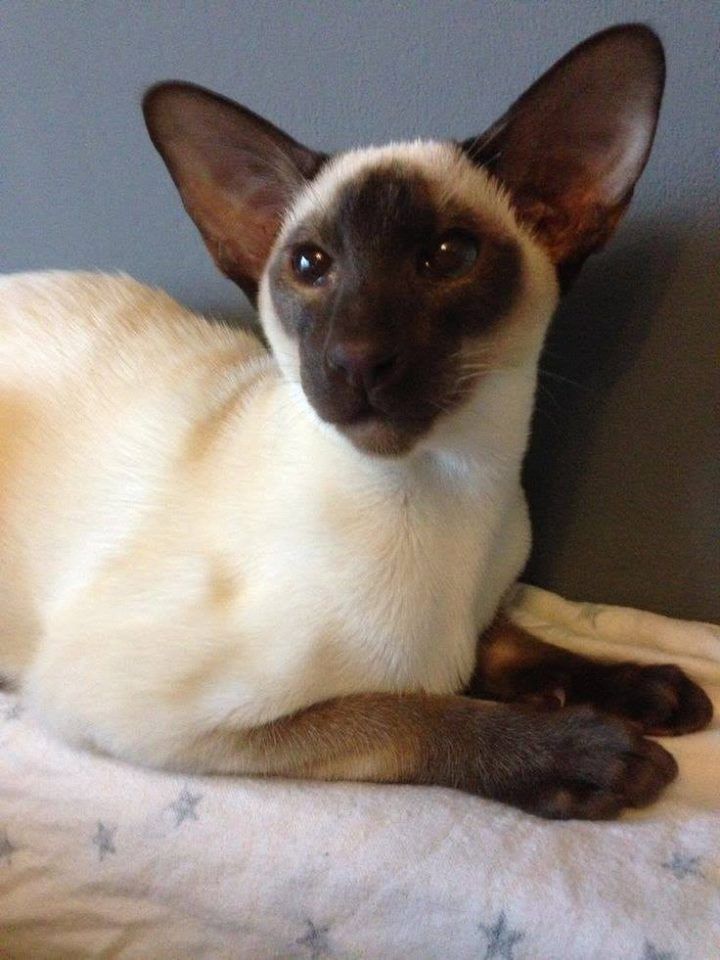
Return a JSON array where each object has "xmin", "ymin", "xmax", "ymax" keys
[
  {"xmin": 497, "ymin": 707, "xmax": 678, "ymax": 820},
  {"xmin": 601, "ymin": 663, "xmax": 714, "ymax": 736},
  {"xmin": 473, "ymin": 617, "xmax": 714, "ymax": 739}
]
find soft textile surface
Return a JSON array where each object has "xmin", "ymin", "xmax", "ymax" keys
[{"xmin": 1, "ymin": 587, "xmax": 718, "ymax": 960}]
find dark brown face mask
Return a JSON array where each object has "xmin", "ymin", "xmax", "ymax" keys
[
  {"xmin": 143, "ymin": 24, "xmax": 665, "ymax": 453},
  {"xmin": 263, "ymin": 166, "xmax": 524, "ymax": 455}
]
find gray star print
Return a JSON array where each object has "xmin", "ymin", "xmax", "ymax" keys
[
  {"xmin": 3, "ymin": 702, "xmax": 23, "ymax": 721},
  {"xmin": 296, "ymin": 919, "xmax": 332, "ymax": 959},
  {"xmin": 579, "ymin": 603, "xmax": 605, "ymax": 628},
  {"xmin": 92, "ymin": 822, "xmax": 116, "ymax": 861},
  {"xmin": 169, "ymin": 787, "xmax": 202, "ymax": 826},
  {"xmin": 642, "ymin": 942, "xmax": 677, "ymax": 960},
  {"xmin": 0, "ymin": 828, "xmax": 18, "ymax": 865},
  {"xmin": 478, "ymin": 911, "xmax": 524, "ymax": 960},
  {"xmin": 662, "ymin": 851, "xmax": 704, "ymax": 880}
]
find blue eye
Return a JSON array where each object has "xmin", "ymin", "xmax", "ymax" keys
[
  {"xmin": 419, "ymin": 230, "xmax": 478, "ymax": 279},
  {"xmin": 291, "ymin": 245, "xmax": 333, "ymax": 285}
]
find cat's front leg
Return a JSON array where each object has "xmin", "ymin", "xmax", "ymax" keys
[
  {"xmin": 169, "ymin": 692, "xmax": 676, "ymax": 820},
  {"xmin": 25, "ymin": 617, "xmax": 678, "ymax": 820},
  {"xmin": 470, "ymin": 615, "xmax": 713, "ymax": 736}
]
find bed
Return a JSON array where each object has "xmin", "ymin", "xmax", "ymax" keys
[{"xmin": 1, "ymin": 585, "xmax": 718, "ymax": 959}]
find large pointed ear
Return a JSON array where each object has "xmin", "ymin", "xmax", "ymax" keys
[
  {"xmin": 462, "ymin": 24, "xmax": 665, "ymax": 287},
  {"xmin": 143, "ymin": 82, "xmax": 327, "ymax": 302}
]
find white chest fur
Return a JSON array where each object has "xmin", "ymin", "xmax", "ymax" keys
[
  {"xmin": 0, "ymin": 272, "xmax": 533, "ymax": 753},
  {"xmin": 195, "ymin": 397, "xmax": 532, "ymax": 716}
]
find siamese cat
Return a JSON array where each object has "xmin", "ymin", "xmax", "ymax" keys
[{"xmin": 0, "ymin": 24, "xmax": 712, "ymax": 819}]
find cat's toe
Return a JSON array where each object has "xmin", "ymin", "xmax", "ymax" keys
[{"xmin": 605, "ymin": 663, "xmax": 713, "ymax": 736}]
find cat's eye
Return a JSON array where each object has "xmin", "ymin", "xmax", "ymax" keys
[
  {"xmin": 419, "ymin": 230, "xmax": 478, "ymax": 279},
  {"xmin": 291, "ymin": 245, "xmax": 333, "ymax": 286}
]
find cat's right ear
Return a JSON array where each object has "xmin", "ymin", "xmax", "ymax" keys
[
  {"xmin": 461, "ymin": 25, "xmax": 665, "ymax": 288},
  {"xmin": 143, "ymin": 82, "xmax": 327, "ymax": 302}
]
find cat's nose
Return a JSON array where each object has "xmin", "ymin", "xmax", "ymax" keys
[{"xmin": 326, "ymin": 340, "xmax": 401, "ymax": 391}]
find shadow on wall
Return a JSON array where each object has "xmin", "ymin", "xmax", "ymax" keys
[
  {"xmin": 204, "ymin": 213, "xmax": 717, "ymax": 621},
  {"xmin": 522, "ymin": 217, "xmax": 689, "ymax": 592}
]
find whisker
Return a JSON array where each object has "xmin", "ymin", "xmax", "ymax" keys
[
  {"xmin": 537, "ymin": 367, "xmax": 588, "ymax": 391},
  {"xmin": 534, "ymin": 381, "xmax": 563, "ymax": 411}
]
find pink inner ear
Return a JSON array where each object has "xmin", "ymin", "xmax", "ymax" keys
[
  {"xmin": 144, "ymin": 81, "xmax": 324, "ymax": 297},
  {"xmin": 471, "ymin": 26, "xmax": 665, "ymax": 270},
  {"xmin": 597, "ymin": 115, "xmax": 654, "ymax": 203},
  {"xmin": 188, "ymin": 180, "xmax": 285, "ymax": 276}
]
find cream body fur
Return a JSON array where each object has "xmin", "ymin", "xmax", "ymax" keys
[
  {"xmin": 1, "ymin": 26, "xmax": 694, "ymax": 819},
  {"xmin": 0, "ymin": 143, "xmax": 558, "ymax": 771}
]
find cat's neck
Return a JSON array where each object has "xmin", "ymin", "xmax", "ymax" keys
[{"xmin": 260, "ymin": 362, "xmax": 538, "ymax": 501}]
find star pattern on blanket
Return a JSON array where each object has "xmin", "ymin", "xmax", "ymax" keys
[
  {"xmin": 92, "ymin": 821, "xmax": 116, "ymax": 861},
  {"xmin": 0, "ymin": 828, "xmax": 18, "ymax": 865},
  {"xmin": 478, "ymin": 911, "xmax": 524, "ymax": 959},
  {"xmin": 642, "ymin": 941, "xmax": 677, "ymax": 960},
  {"xmin": 296, "ymin": 919, "xmax": 332, "ymax": 959},
  {"xmin": 169, "ymin": 787, "xmax": 202, "ymax": 826},
  {"xmin": 662, "ymin": 850, "xmax": 704, "ymax": 880},
  {"xmin": 578, "ymin": 603, "xmax": 606, "ymax": 628},
  {"xmin": 3, "ymin": 701, "xmax": 23, "ymax": 721}
]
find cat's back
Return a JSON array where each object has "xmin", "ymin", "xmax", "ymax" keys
[
  {"xmin": 0, "ymin": 270, "xmax": 271, "ymax": 521},
  {"xmin": 0, "ymin": 272, "xmax": 273, "ymax": 668},
  {"xmin": 0, "ymin": 271, "xmax": 257, "ymax": 383}
]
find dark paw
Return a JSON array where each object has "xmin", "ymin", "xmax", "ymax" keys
[
  {"xmin": 602, "ymin": 663, "xmax": 714, "ymax": 736},
  {"xmin": 505, "ymin": 707, "xmax": 678, "ymax": 820}
]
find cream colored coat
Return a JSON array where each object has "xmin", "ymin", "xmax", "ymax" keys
[
  {"xmin": 0, "ymin": 262, "xmax": 552, "ymax": 775},
  {"xmin": 0, "ymin": 145, "xmax": 557, "ymax": 773}
]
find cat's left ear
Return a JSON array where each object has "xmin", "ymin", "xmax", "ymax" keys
[
  {"xmin": 143, "ymin": 82, "xmax": 327, "ymax": 302},
  {"xmin": 462, "ymin": 24, "xmax": 665, "ymax": 287}
]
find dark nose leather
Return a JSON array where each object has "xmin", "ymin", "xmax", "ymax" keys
[{"xmin": 327, "ymin": 340, "xmax": 400, "ymax": 391}]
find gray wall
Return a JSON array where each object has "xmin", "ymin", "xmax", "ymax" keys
[{"xmin": 2, "ymin": 1, "xmax": 718, "ymax": 621}]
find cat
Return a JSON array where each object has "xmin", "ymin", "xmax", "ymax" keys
[{"xmin": 0, "ymin": 24, "xmax": 711, "ymax": 819}]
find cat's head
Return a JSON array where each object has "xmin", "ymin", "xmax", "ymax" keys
[{"xmin": 144, "ymin": 24, "xmax": 664, "ymax": 456}]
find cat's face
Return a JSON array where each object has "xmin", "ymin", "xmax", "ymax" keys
[
  {"xmin": 144, "ymin": 25, "xmax": 665, "ymax": 456},
  {"xmin": 260, "ymin": 144, "xmax": 555, "ymax": 455}
]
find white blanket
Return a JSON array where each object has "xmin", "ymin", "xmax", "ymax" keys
[{"xmin": 1, "ymin": 586, "xmax": 718, "ymax": 960}]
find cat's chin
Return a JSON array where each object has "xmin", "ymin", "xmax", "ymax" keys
[{"xmin": 338, "ymin": 413, "xmax": 429, "ymax": 457}]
